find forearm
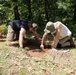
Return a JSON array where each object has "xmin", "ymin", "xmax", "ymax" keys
[
  {"xmin": 52, "ymin": 29, "xmax": 60, "ymax": 48},
  {"xmin": 41, "ymin": 33, "xmax": 47, "ymax": 45},
  {"xmin": 33, "ymin": 31, "xmax": 40, "ymax": 41},
  {"xmin": 52, "ymin": 37, "xmax": 59, "ymax": 48},
  {"xmin": 19, "ymin": 28, "xmax": 25, "ymax": 48},
  {"xmin": 19, "ymin": 34, "xmax": 24, "ymax": 48},
  {"xmin": 40, "ymin": 33, "xmax": 47, "ymax": 50}
]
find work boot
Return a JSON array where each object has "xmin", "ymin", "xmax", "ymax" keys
[
  {"xmin": 57, "ymin": 43, "xmax": 62, "ymax": 48},
  {"xmin": 70, "ymin": 38, "xmax": 76, "ymax": 47}
]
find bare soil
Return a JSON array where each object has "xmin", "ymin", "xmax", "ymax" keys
[{"xmin": 0, "ymin": 37, "xmax": 76, "ymax": 75}]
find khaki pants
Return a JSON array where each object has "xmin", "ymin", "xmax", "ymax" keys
[
  {"xmin": 58, "ymin": 36, "xmax": 71, "ymax": 47},
  {"xmin": 6, "ymin": 25, "xmax": 15, "ymax": 41},
  {"xmin": 59, "ymin": 36, "xmax": 71, "ymax": 44}
]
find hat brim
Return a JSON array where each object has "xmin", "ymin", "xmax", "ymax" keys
[{"xmin": 44, "ymin": 28, "xmax": 50, "ymax": 33}]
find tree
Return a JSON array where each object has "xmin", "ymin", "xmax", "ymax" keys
[
  {"xmin": 27, "ymin": 0, "xmax": 32, "ymax": 20},
  {"xmin": 73, "ymin": 1, "xmax": 76, "ymax": 24},
  {"xmin": 12, "ymin": 0, "xmax": 20, "ymax": 20},
  {"xmin": 44, "ymin": 0, "xmax": 49, "ymax": 22}
]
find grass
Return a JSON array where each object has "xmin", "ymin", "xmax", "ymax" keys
[{"xmin": 0, "ymin": 38, "xmax": 76, "ymax": 75}]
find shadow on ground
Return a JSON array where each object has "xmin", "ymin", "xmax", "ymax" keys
[{"xmin": 5, "ymin": 38, "xmax": 76, "ymax": 57}]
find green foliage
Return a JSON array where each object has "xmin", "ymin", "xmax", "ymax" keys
[
  {"xmin": 0, "ymin": 0, "xmax": 76, "ymax": 36},
  {"xmin": 2, "ymin": 24, "xmax": 8, "ymax": 34}
]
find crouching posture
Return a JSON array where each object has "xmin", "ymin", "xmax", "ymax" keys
[
  {"xmin": 6, "ymin": 20, "xmax": 40, "ymax": 48},
  {"xmin": 40, "ymin": 21, "xmax": 75, "ymax": 50}
]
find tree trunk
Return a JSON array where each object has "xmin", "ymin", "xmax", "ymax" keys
[
  {"xmin": 44, "ymin": 0, "xmax": 49, "ymax": 22},
  {"xmin": 27, "ymin": 0, "xmax": 32, "ymax": 20},
  {"xmin": 13, "ymin": 5, "xmax": 20, "ymax": 20},
  {"xmin": 12, "ymin": 0, "xmax": 20, "ymax": 20},
  {"xmin": 37, "ymin": 0, "xmax": 42, "ymax": 24},
  {"xmin": 73, "ymin": 4, "xmax": 76, "ymax": 24}
]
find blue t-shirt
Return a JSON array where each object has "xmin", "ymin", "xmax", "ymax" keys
[{"xmin": 9, "ymin": 20, "xmax": 31, "ymax": 31}]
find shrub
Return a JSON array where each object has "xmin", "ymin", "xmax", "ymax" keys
[{"xmin": 1, "ymin": 24, "xmax": 8, "ymax": 35}]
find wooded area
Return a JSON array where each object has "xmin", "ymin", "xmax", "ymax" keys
[
  {"xmin": 0, "ymin": 1, "xmax": 76, "ymax": 75},
  {"xmin": 0, "ymin": 0, "xmax": 76, "ymax": 36}
]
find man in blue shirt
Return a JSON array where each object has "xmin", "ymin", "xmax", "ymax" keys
[{"xmin": 7, "ymin": 20, "xmax": 40, "ymax": 48}]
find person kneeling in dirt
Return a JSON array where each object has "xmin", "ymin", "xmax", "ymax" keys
[
  {"xmin": 6, "ymin": 20, "xmax": 41, "ymax": 48},
  {"xmin": 40, "ymin": 21, "xmax": 76, "ymax": 51}
]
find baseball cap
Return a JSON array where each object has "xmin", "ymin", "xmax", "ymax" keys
[
  {"xmin": 44, "ymin": 21, "xmax": 55, "ymax": 33},
  {"xmin": 32, "ymin": 23, "xmax": 38, "ymax": 28}
]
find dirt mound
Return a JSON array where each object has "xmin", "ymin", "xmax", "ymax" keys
[{"xmin": 27, "ymin": 50, "xmax": 45, "ymax": 57}]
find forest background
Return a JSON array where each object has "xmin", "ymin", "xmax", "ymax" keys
[{"xmin": 0, "ymin": 0, "xmax": 76, "ymax": 37}]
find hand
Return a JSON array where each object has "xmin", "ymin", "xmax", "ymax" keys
[
  {"xmin": 52, "ymin": 48, "xmax": 57, "ymax": 52},
  {"xmin": 40, "ymin": 44, "xmax": 44, "ymax": 50}
]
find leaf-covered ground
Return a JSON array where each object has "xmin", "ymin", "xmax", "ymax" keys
[{"xmin": 0, "ymin": 38, "xmax": 76, "ymax": 75}]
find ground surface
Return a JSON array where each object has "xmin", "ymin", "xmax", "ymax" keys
[{"xmin": 0, "ymin": 38, "xmax": 76, "ymax": 75}]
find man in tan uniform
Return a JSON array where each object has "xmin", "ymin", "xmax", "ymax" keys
[{"xmin": 40, "ymin": 21, "xmax": 75, "ymax": 50}]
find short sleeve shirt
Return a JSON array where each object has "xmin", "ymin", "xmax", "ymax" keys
[
  {"xmin": 54, "ymin": 21, "xmax": 72, "ymax": 38},
  {"xmin": 9, "ymin": 20, "xmax": 31, "ymax": 31}
]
